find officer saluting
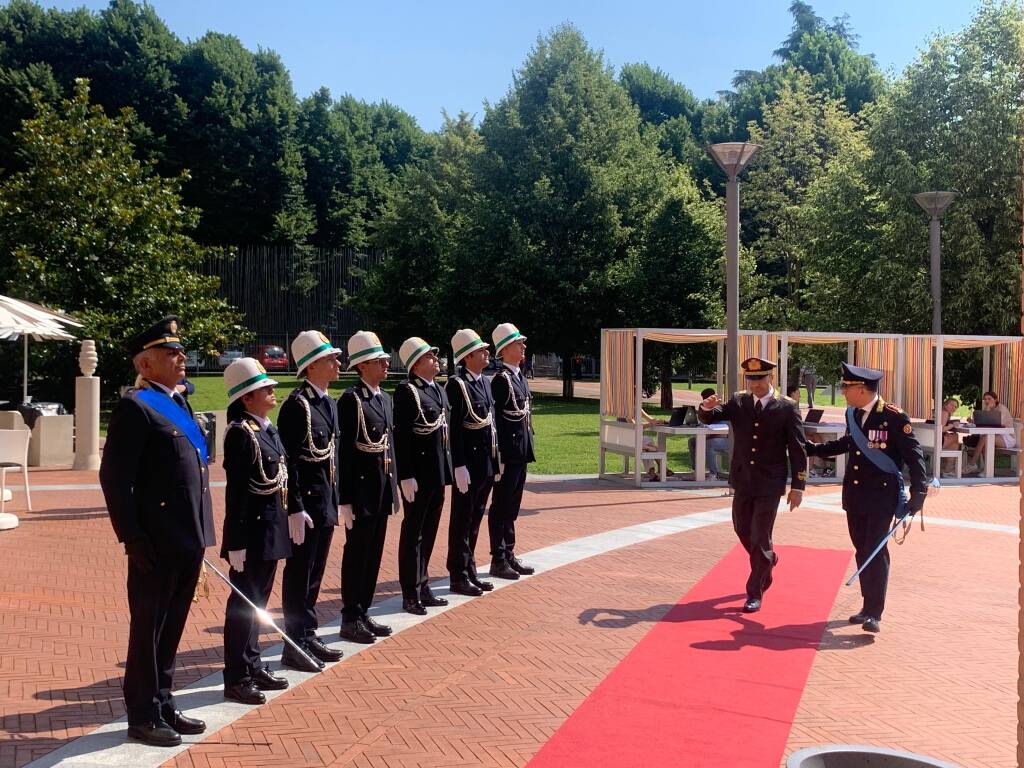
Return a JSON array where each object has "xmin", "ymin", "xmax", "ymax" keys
[
  {"xmin": 488, "ymin": 323, "xmax": 535, "ymax": 580},
  {"xmin": 220, "ymin": 359, "xmax": 291, "ymax": 705},
  {"xmin": 806, "ymin": 363, "xmax": 928, "ymax": 633},
  {"xmin": 395, "ymin": 337, "xmax": 453, "ymax": 615},
  {"xmin": 277, "ymin": 331, "xmax": 344, "ymax": 671},
  {"xmin": 337, "ymin": 331, "xmax": 399, "ymax": 644},
  {"xmin": 99, "ymin": 316, "xmax": 215, "ymax": 747},
  {"xmin": 445, "ymin": 329, "xmax": 498, "ymax": 597},
  {"xmin": 699, "ymin": 357, "xmax": 807, "ymax": 613}
]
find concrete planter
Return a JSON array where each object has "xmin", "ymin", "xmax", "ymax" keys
[{"xmin": 787, "ymin": 745, "xmax": 962, "ymax": 768}]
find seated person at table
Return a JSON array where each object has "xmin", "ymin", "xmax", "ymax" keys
[
  {"xmin": 686, "ymin": 388, "xmax": 730, "ymax": 479},
  {"xmin": 940, "ymin": 398, "xmax": 961, "ymax": 475},
  {"xmin": 965, "ymin": 391, "xmax": 1016, "ymax": 473},
  {"xmin": 639, "ymin": 409, "xmax": 674, "ymax": 480}
]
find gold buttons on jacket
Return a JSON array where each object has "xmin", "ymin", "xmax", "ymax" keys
[
  {"xmin": 159, "ymin": 501, "xmax": 166, "ymax": 507},
  {"xmin": 855, "ymin": 450, "xmax": 861, "ymax": 455},
  {"xmin": 853, "ymin": 479, "xmax": 859, "ymax": 485},
  {"xmin": 753, "ymin": 435, "xmax": 758, "ymax": 440},
  {"xmin": 750, "ymin": 460, "xmax": 755, "ymax": 465},
  {"xmin": 853, "ymin": 465, "xmax": 859, "ymax": 470}
]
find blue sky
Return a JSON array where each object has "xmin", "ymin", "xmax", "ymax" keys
[{"xmin": 37, "ymin": 0, "xmax": 979, "ymax": 131}]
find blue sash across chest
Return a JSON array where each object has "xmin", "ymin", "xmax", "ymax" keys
[
  {"xmin": 136, "ymin": 388, "xmax": 209, "ymax": 464},
  {"xmin": 845, "ymin": 407, "xmax": 905, "ymax": 518}
]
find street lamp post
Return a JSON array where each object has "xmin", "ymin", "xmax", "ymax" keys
[
  {"xmin": 708, "ymin": 142, "xmax": 761, "ymax": 395},
  {"xmin": 913, "ymin": 191, "xmax": 956, "ymax": 335}
]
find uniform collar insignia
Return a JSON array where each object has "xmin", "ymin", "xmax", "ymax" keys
[{"xmin": 246, "ymin": 418, "xmax": 261, "ymax": 431}]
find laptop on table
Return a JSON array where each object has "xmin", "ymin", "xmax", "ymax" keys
[
  {"xmin": 804, "ymin": 408, "xmax": 824, "ymax": 423},
  {"xmin": 972, "ymin": 410, "xmax": 1002, "ymax": 427},
  {"xmin": 668, "ymin": 406, "xmax": 697, "ymax": 427}
]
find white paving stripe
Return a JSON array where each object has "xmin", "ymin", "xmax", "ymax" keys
[{"xmin": 22, "ymin": 492, "xmax": 1015, "ymax": 767}]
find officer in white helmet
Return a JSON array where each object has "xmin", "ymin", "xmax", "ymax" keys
[
  {"xmin": 487, "ymin": 323, "xmax": 536, "ymax": 580},
  {"xmin": 337, "ymin": 331, "xmax": 399, "ymax": 644}
]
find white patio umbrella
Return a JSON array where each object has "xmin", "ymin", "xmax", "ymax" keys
[{"xmin": 0, "ymin": 296, "xmax": 81, "ymax": 403}]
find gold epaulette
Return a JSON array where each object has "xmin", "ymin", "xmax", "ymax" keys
[{"xmin": 884, "ymin": 402, "xmax": 903, "ymax": 414}]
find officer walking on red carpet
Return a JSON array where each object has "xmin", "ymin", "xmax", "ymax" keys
[
  {"xmin": 219, "ymin": 359, "xmax": 291, "ymax": 705},
  {"xmin": 394, "ymin": 336, "xmax": 453, "ymax": 615},
  {"xmin": 445, "ymin": 329, "xmax": 499, "ymax": 596},
  {"xmin": 805, "ymin": 363, "xmax": 928, "ymax": 633},
  {"xmin": 99, "ymin": 316, "xmax": 215, "ymax": 747},
  {"xmin": 277, "ymin": 331, "xmax": 345, "ymax": 671},
  {"xmin": 337, "ymin": 331, "xmax": 399, "ymax": 644},
  {"xmin": 699, "ymin": 357, "xmax": 807, "ymax": 613},
  {"xmin": 487, "ymin": 323, "xmax": 536, "ymax": 580}
]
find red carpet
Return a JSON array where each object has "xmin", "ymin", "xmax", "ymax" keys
[{"xmin": 529, "ymin": 544, "xmax": 851, "ymax": 768}]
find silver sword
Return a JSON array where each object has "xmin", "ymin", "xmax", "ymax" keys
[
  {"xmin": 203, "ymin": 557, "xmax": 323, "ymax": 669},
  {"xmin": 844, "ymin": 512, "xmax": 916, "ymax": 587}
]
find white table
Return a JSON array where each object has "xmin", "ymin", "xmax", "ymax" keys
[
  {"xmin": 649, "ymin": 424, "xmax": 729, "ymax": 482},
  {"xmin": 954, "ymin": 424, "xmax": 1013, "ymax": 478},
  {"xmin": 803, "ymin": 422, "xmax": 847, "ymax": 480}
]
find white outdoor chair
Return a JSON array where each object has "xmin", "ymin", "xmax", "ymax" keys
[
  {"xmin": 914, "ymin": 425, "xmax": 961, "ymax": 479},
  {"xmin": 0, "ymin": 428, "xmax": 32, "ymax": 515}
]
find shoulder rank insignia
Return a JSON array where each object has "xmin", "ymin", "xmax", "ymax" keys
[
  {"xmin": 885, "ymin": 402, "xmax": 903, "ymax": 414},
  {"xmin": 246, "ymin": 418, "xmax": 261, "ymax": 431}
]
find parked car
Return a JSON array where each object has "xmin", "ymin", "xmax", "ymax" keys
[
  {"xmin": 217, "ymin": 349, "xmax": 244, "ymax": 369},
  {"xmin": 256, "ymin": 344, "xmax": 289, "ymax": 372},
  {"xmin": 184, "ymin": 350, "xmax": 200, "ymax": 370}
]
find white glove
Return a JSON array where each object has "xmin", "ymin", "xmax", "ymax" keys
[
  {"xmin": 288, "ymin": 511, "xmax": 313, "ymax": 545},
  {"xmin": 454, "ymin": 466, "xmax": 471, "ymax": 495},
  {"xmin": 400, "ymin": 477, "xmax": 418, "ymax": 503},
  {"xmin": 228, "ymin": 549, "xmax": 246, "ymax": 572},
  {"xmin": 339, "ymin": 504, "xmax": 354, "ymax": 530}
]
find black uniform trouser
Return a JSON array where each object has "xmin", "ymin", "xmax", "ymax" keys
[
  {"xmin": 282, "ymin": 524, "xmax": 335, "ymax": 640},
  {"xmin": 341, "ymin": 512, "xmax": 389, "ymax": 621},
  {"xmin": 731, "ymin": 493, "xmax": 781, "ymax": 600},
  {"xmin": 224, "ymin": 558, "xmax": 278, "ymax": 685},
  {"xmin": 124, "ymin": 550, "xmax": 203, "ymax": 725},
  {"xmin": 447, "ymin": 474, "xmax": 494, "ymax": 581},
  {"xmin": 489, "ymin": 462, "xmax": 527, "ymax": 561},
  {"xmin": 847, "ymin": 511, "xmax": 892, "ymax": 619},
  {"xmin": 398, "ymin": 485, "xmax": 445, "ymax": 599}
]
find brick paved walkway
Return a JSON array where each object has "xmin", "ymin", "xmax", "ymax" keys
[{"xmin": 0, "ymin": 466, "xmax": 1016, "ymax": 768}]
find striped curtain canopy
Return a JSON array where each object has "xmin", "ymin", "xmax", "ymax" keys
[
  {"xmin": 602, "ymin": 329, "xmax": 637, "ymax": 419},
  {"xmin": 900, "ymin": 336, "xmax": 934, "ymax": 419},
  {"xmin": 992, "ymin": 340, "xmax": 1024, "ymax": 420},
  {"xmin": 224, "ymin": 357, "xmax": 278, "ymax": 404},
  {"xmin": 855, "ymin": 338, "xmax": 898, "ymax": 400}
]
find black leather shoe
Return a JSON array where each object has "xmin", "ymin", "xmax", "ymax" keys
[
  {"xmin": 420, "ymin": 590, "xmax": 449, "ymax": 607},
  {"xmin": 403, "ymin": 598, "xmax": 427, "ymax": 615},
  {"xmin": 509, "ymin": 556, "xmax": 535, "ymax": 575},
  {"xmin": 224, "ymin": 682, "xmax": 266, "ymax": 705},
  {"xmin": 490, "ymin": 560, "xmax": 520, "ymax": 580},
  {"xmin": 251, "ymin": 665, "xmax": 289, "ymax": 691},
  {"xmin": 339, "ymin": 619, "xmax": 375, "ymax": 644},
  {"xmin": 281, "ymin": 644, "xmax": 323, "ymax": 672},
  {"xmin": 161, "ymin": 708, "xmax": 206, "ymax": 735},
  {"xmin": 742, "ymin": 598, "xmax": 762, "ymax": 613},
  {"xmin": 127, "ymin": 720, "xmax": 182, "ymax": 747},
  {"xmin": 449, "ymin": 580, "xmax": 483, "ymax": 597},
  {"xmin": 862, "ymin": 617, "xmax": 881, "ymax": 633},
  {"xmin": 306, "ymin": 636, "xmax": 343, "ymax": 662},
  {"xmin": 469, "ymin": 574, "xmax": 494, "ymax": 591},
  {"xmin": 363, "ymin": 616, "xmax": 392, "ymax": 637},
  {"xmin": 849, "ymin": 612, "xmax": 870, "ymax": 624}
]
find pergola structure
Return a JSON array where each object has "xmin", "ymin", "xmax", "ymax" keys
[{"xmin": 599, "ymin": 327, "xmax": 1024, "ymax": 488}]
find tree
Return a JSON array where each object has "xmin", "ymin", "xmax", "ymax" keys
[
  {"xmin": 477, "ymin": 25, "xmax": 669, "ymax": 398},
  {"xmin": 0, "ymin": 80, "xmax": 245, "ymax": 395},
  {"xmin": 355, "ymin": 112, "xmax": 483, "ymax": 348}
]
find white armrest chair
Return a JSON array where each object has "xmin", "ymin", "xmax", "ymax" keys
[
  {"xmin": 914, "ymin": 426, "xmax": 961, "ymax": 479},
  {"xmin": 0, "ymin": 428, "xmax": 32, "ymax": 528}
]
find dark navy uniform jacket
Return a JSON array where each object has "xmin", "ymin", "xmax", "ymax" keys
[
  {"xmin": 445, "ymin": 372, "xmax": 499, "ymax": 481},
  {"xmin": 699, "ymin": 390, "xmax": 807, "ymax": 497},
  {"xmin": 100, "ymin": 386, "xmax": 216, "ymax": 555},
  {"xmin": 490, "ymin": 366, "xmax": 535, "ymax": 465},
  {"xmin": 394, "ymin": 376, "xmax": 453, "ymax": 490},
  {"xmin": 806, "ymin": 398, "xmax": 928, "ymax": 516},
  {"xmin": 220, "ymin": 417, "xmax": 291, "ymax": 560},
  {"xmin": 338, "ymin": 384, "xmax": 398, "ymax": 518},
  {"xmin": 277, "ymin": 384, "xmax": 340, "ymax": 526}
]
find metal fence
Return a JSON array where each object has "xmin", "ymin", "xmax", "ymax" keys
[{"xmin": 195, "ymin": 245, "xmax": 382, "ymax": 370}]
